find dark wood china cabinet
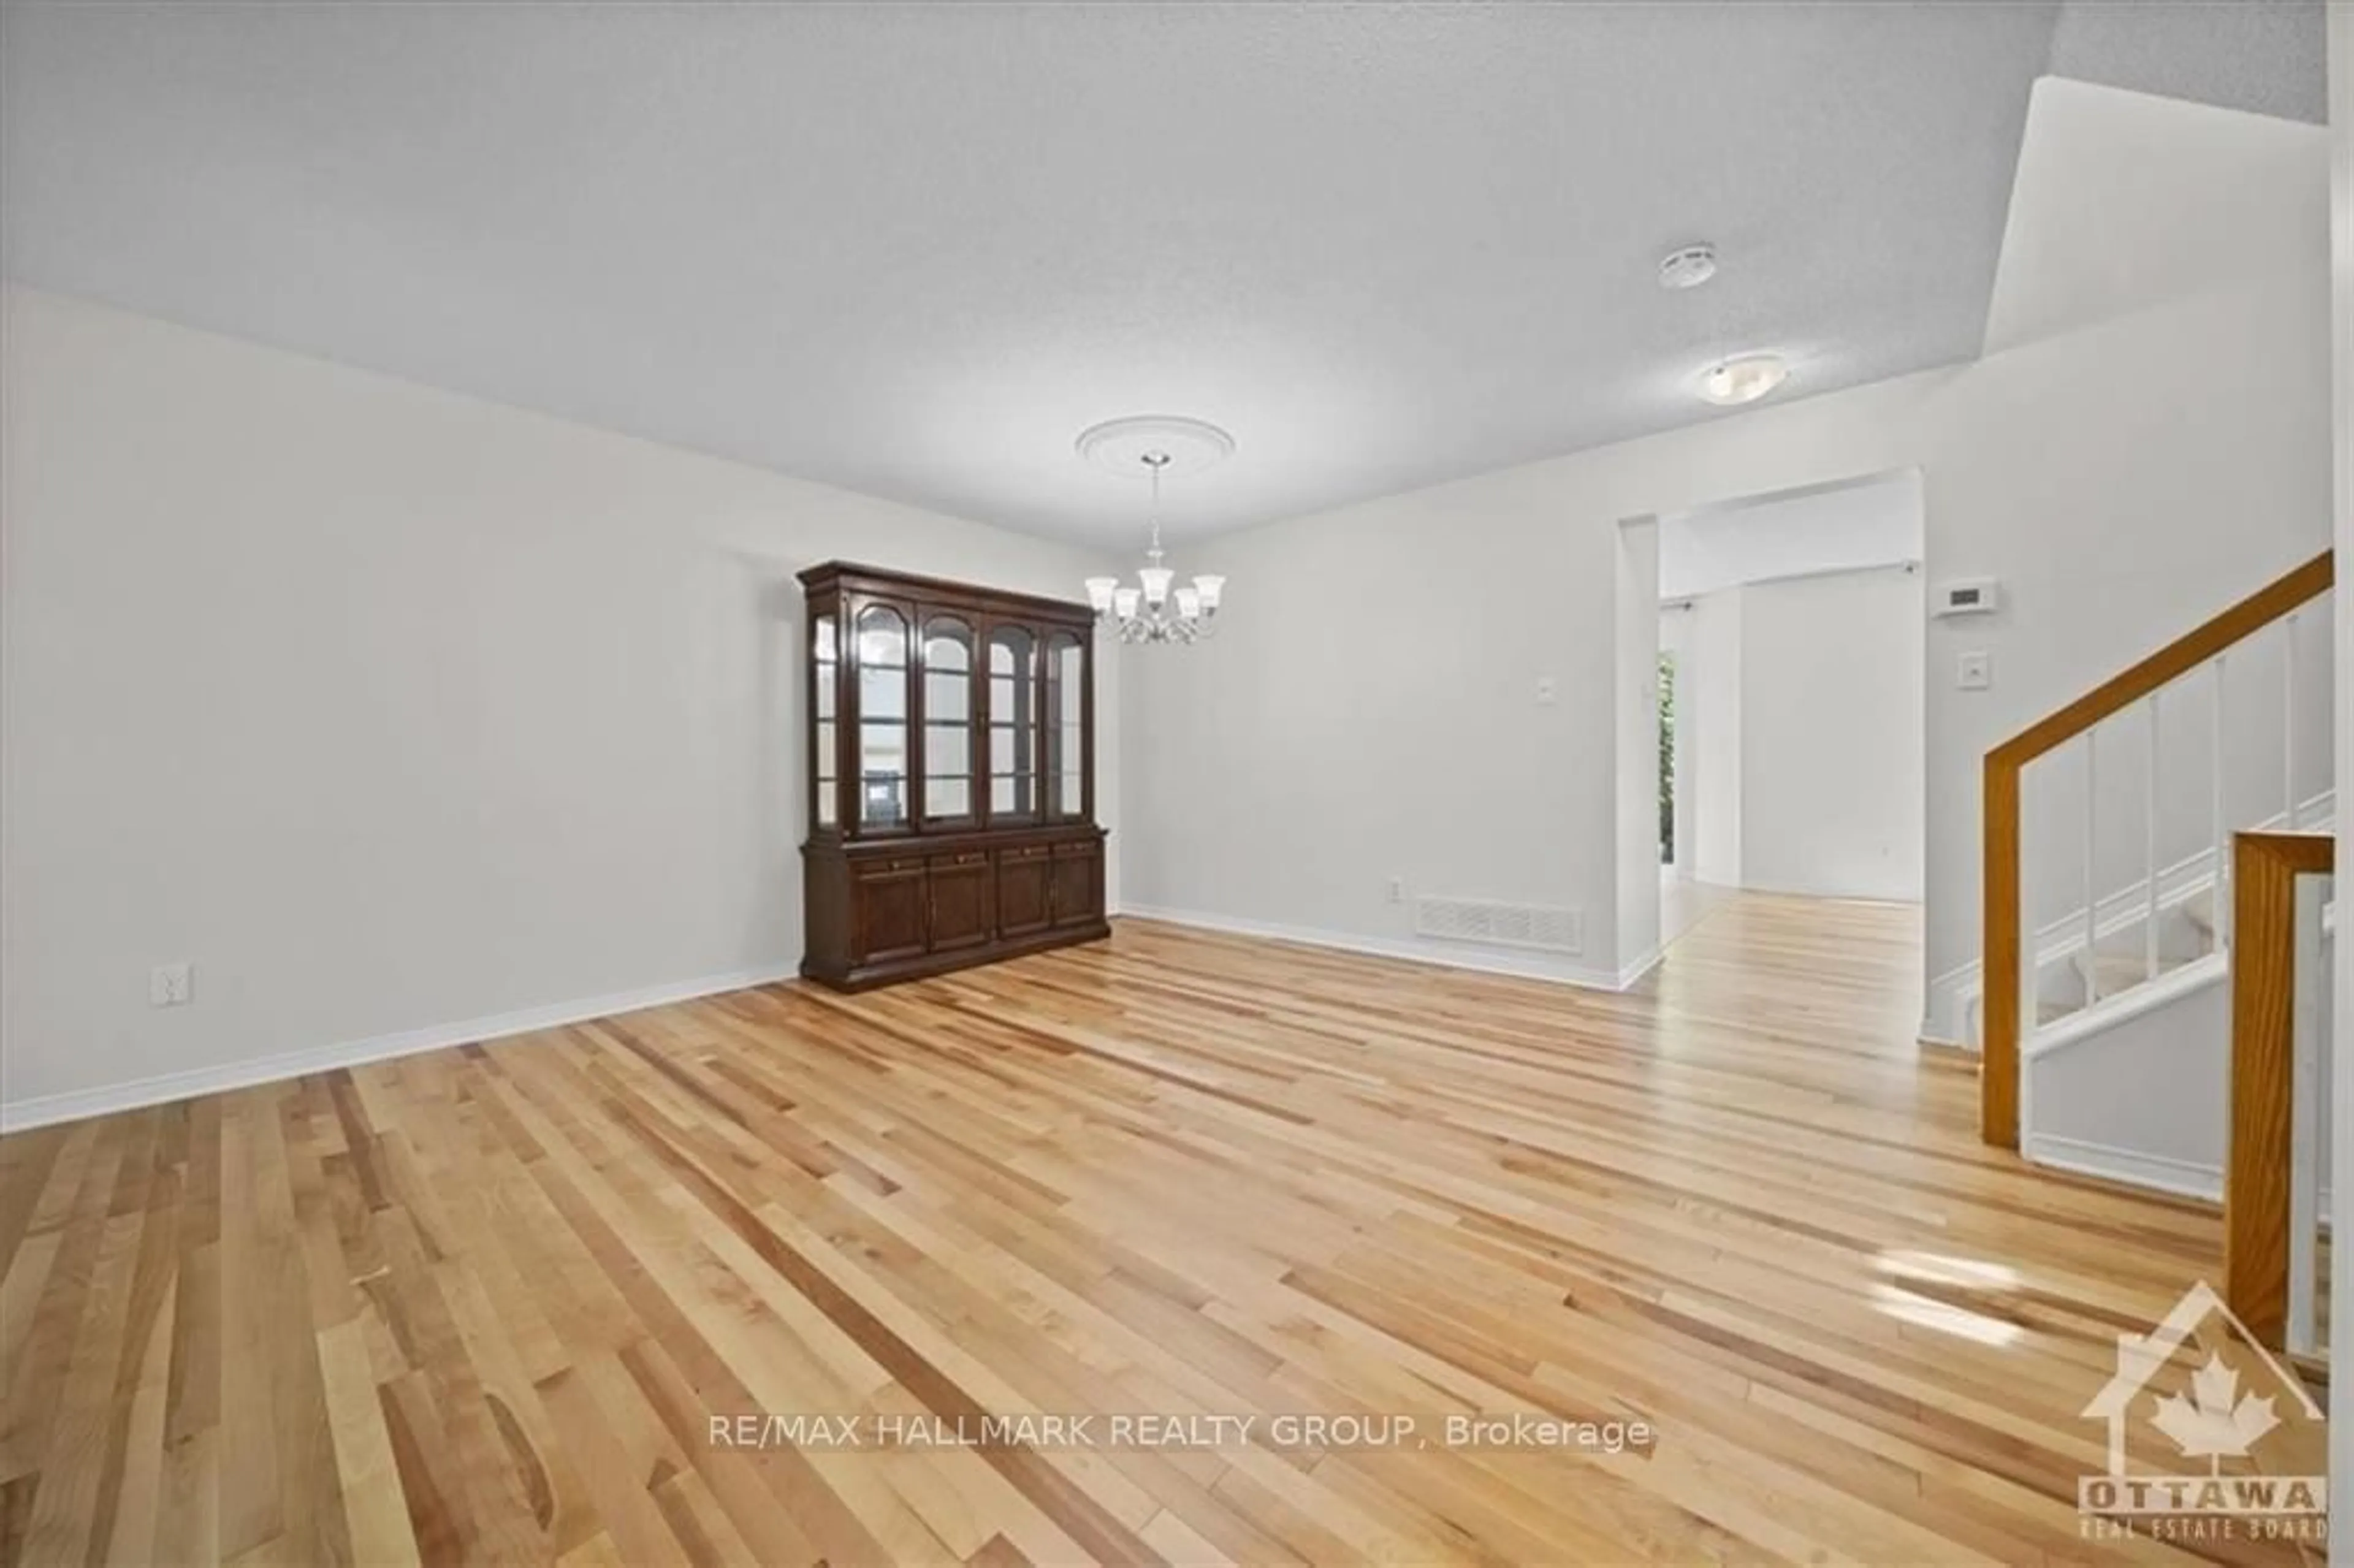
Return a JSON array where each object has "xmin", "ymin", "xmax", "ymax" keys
[{"xmin": 798, "ymin": 561, "xmax": 1107, "ymax": 989}]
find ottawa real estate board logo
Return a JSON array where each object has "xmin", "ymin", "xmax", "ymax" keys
[{"xmin": 2079, "ymin": 1280, "xmax": 2326, "ymax": 1544}]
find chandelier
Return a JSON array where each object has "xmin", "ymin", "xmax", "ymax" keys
[
  {"xmin": 1083, "ymin": 454, "xmax": 1226, "ymax": 642},
  {"xmin": 1077, "ymin": 416, "xmax": 1231, "ymax": 645}
]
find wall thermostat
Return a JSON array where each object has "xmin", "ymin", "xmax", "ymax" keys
[{"xmin": 1932, "ymin": 577, "xmax": 2001, "ymax": 617}]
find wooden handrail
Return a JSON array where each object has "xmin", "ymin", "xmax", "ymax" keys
[
  {"xmin": 1981, "ymin": 550, "xmax": 2333, "ymax": 1148},
  {"xmin": 2223, "ymin": 829, "xmax": 2334, "ymax": 1349},
  {"xmin": 1992, "ymin": 552, "xmax": 2334, "ymax": 770}
]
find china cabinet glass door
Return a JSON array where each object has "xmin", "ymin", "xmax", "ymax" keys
[
  {"xmin": 812, "ymin": 611, "xmax": 839, "ymax": 829},
  {"xmin": 855, "ymin": 603, "xmax": 912, "ymax": 831},
  {"xmin": 1045, "ymin": 632, "xmax": 1085, "ymax": 819},
  {"xmin": 921, "ymin": 615, "xmax": 978, "ymax": 826},
  {"xmin": 987, "ymin": 625, "xmax": 1038, "ymax": 821}
]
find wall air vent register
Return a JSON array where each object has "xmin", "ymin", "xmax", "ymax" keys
[{"xmin": 1413, "ymin": 897, "xmax": 1583, "ymax": 955}]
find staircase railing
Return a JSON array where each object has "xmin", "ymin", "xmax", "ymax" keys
[
  {"xmin": 2222, "ymin": 829, "xmax": 2334, "ymax": 1353},
  {"xmin": 1981, "ymin": 550, "xmax": 2333, "ymax": 1147}
]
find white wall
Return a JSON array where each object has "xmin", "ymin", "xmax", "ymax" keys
[
  {"xmin": 1119, "ymin": 83, "xmax": 2328, "ymax": 991},
  {"xmin": 1668, "ymin": 568, "xmax": 1925, "ymax": 903},
  {"xmin": 1737, "ymin": 568, "xmax": 1925, "ymax": 902},
  {"xmin": 1111, "ymin": 449, "xmax": 1626, "ymax": 984},
  {"xmin": 1658, "ymin": 470, "xmax": 1923, "ymax": 600},
  {"xmin": 1613, "ymin": 520, "xmax": 1662, "ymax": 970},
  {"xmin": 1687, "ymin": 591, "xmax": 1746, "ymax": 888},
  {"xmin": 0, "ymin": 285, "xmax": 1121, "ymax": 1119},
  {"xmin": 2026, "ymin": 973, "xmax": 2232, "ymax": 1194}
]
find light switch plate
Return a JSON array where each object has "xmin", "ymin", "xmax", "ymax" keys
[
  {"xmin": 150, "ymin": 962, "xmax": 192, "ymax": 1007},
  {"xmin": 1957, "ymin": 652, "xmax": 1992, "ymax": 690}
]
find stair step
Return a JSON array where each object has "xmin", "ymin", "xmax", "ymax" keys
[
  {"xmin": 2081, "ymin": 949, "xmax": 2189, "ymax": 990},
  {"xmin": 2033, "ymin": 946, "xmax": 2214, "ymax": 1033}
]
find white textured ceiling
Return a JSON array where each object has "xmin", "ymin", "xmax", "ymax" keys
[
  {"xmin": 2046, "ymin": 0, "xmax": 2326, "ymax": 124},
  {"xmin": 0, "ymin": 2, "xmax": 2322, "ymax": 543}
]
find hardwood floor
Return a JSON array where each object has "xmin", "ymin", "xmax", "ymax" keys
[
  {"xmin": 0, "ymin": 898, "xmax": 2304, "ymax": 1565},
  {"xmin": 1656, "ymin": 870, "xmax": 1737, "ymax": 951}
]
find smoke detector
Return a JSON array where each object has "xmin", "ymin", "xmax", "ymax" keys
[{"xmin": 1657, "ymin": 244, "xmax": 1718, "ymax": 290}]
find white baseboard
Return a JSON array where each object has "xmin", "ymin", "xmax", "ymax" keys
[
  {"xmin": 1615, "ymin": 945, "xmax": 1665, "ymax": 989},
  {"xmin": 1116, "ymin": 904, "xmax": 1629, "ymax": 991},
  {"xmin": 0, "ymin": 962, "xmax": 800, "ymax": 1133},
  {"xmin": 2022, "ymin": 1133, "xmax": 2222, "ymax": 1203}
]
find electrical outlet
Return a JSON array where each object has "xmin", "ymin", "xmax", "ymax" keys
[
  {"xmin": 1387, "ymin": 878, "xmax": 1406, "ymax": 904},
  {"xmin": 150, "ymin": 962, "xmax": 192, "ymax": 1008}
]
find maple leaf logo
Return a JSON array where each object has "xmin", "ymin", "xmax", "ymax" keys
[{"xmin": 2149, "ymin": 1355, "xmax": 2280, "ymax": 1473}]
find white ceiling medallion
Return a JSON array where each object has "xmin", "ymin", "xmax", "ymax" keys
[
  {"xmin": 1075, "ymin": 414, "xmax": 1236, "ymax": 479},
  {"xmin": 1656, "ymin": 243, "xmax": 1718, "ymax": 290},
  {"xmin": 1078, "ymin": 416, "xmax": 1233, "ymax": 645},
  {"xmin": 1696, "ymin": 352, "xmax": 1789, "ymax": 406}
]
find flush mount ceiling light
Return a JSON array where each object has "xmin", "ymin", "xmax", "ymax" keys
[
  {"xmin": 1076, "ymin": 415, "xmax": 1233, "ymax": 644},
  {"xmin": 1696, "ymin": 352, "xmax": 1789, "ymax": 406},
  {"xmin": 1656, "ymin": 243, "xmax": 1718, "ymax": 290}
]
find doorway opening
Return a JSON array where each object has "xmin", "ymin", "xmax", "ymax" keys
[{"xmin": 1620, "ymin": 468, "xmax": 1930, "ymax": 970}]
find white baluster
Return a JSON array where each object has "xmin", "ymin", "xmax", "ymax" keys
[
  {"xmin": 2283, "ymin": 612, "xmax": 2299, "ymax": 829},
  {"xmin": 2213, "ymin": 654, "xmax": 2231, "ymax": 951},
  {"xmin": 2083, "ymin": 728, "xmax": 2098, "ymax": 1007},
  {"xmin": 2144, "ymin": 696, "xmax": 2160, "ymax": 984}
]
